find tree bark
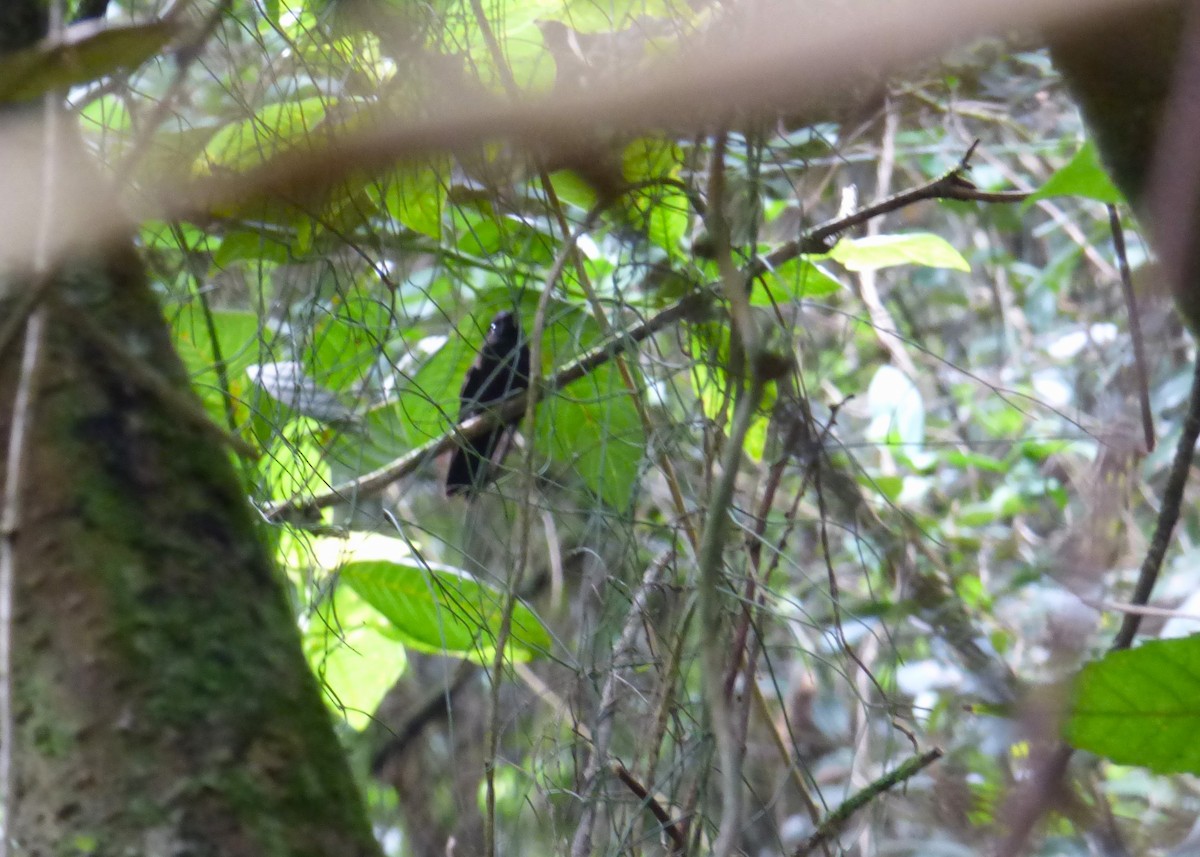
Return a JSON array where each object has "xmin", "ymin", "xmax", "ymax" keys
[{"xmin": 0, "ymin": 8, "xmax": 382, "ymax": 856}]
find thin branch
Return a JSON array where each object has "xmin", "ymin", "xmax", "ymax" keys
[
  {"xmin": 0, "ymin": 57, "xmax": 67, "ymax": 850},
  {"xmin": 698, "ymin": 129, "xmax": 755, "ymax": 857},
  {"xmin": 571, "ymin": 551, "xmax": 673, "ymax": 857},
  {"xmin": 159, "ymin": 0, "xmax": 1130, "ymax": 236},
  {"xmin": 0, "ymin": 273, "xmax": 55, "ymax": 364},
  {"xmin": 1081, "ymin": 597, "xmax": 1200, "ymax": 621},
  {"xmin": 262, "ymin": 293, "xmax": 703, "ymax": 520},
  {"xmin": 611, "ymin": 763, "xmax": 688, "ymax": 855},
  {"xmin": 1108, "ymin": 204, "xmax": 1155, "ymax": 453},
  {"xmin": 756, "ymin": 142, "xmax": 1027, "ymax": 276},
  {"xmin": 793, "ymin": 747, "xmax": 944, "ymax": 857},
  {"xmin": 1111, "ymin": 354, "xmax": 1200, "ymax": 651}
]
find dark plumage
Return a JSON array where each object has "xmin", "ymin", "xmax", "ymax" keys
[{"xmin": 445, "ymin": 311, "xmax": 531, "ymax": 496}]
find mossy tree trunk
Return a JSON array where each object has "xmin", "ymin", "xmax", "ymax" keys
[{"xmin": 0, "ymin": 8, "xmax": 382, "ymax": 856}]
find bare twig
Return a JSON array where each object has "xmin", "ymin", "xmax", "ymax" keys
[
  {"xmin": 611, "ymin": 763, "xmax": 689, "ymax": 855},
  {"xmin": 756, "ymin": 141, "xmax": 1026, "ymax": 276},
  {"xmin": 1111, "ymin": 354, "xmax": 1200, "ymax": 650},
  {"xmin": 1081, "ymin": 597, "xmax": 1200, "ymax": 621},
  {"xmin": 1108, "ymin": 204, "xmax": 1155, "ymax": 453},
  {"xmin": 697, "ymin": 129, "xmax": 756, "ymax": 857},
  {"xmin": 794, "ymin": 748, "xmax": 944, "ymax": 857},
  {"xmin": 571, "ymin": 551, "xmax": 673, "ymax": 857},
  {"xmin": 854, "ymin": 100, "xmax": 919, "ymax": 383}
]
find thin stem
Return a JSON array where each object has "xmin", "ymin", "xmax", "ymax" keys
[
  {"xmin": 794, "ymin": 748, "xmax": 944, "ymax": 857},
  {"xmin": 696, "ymin": 373, "xmax": 763, "ymax": 857},
  {"xmin": 1107, "ymin": 204, "xmax": 1155, "ymax": 453},
  {"xmin": 1111, "ymin": 354, "xmax": 1200, "ymax": 651}
]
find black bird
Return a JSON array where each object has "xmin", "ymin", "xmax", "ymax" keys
[{"xmin": 445, "ymin": 311, "xmax": 531, "ymax": 496}]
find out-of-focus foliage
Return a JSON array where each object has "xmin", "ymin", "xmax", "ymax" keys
[
  {"xmin": 71, "ymin": 0, "xmax": 1200, "ymax": 854},
  {"xmin": 0, "ymin": 19, "xmax": 174, "ymax": 102}
]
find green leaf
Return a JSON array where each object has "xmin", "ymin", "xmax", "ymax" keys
[
  {"xmin": 538, "ymin": 364, "xmax": 646, "ymax": 509},
  {"xmin": 871, "ymin": 474, "xmax": 904, "ymax": 502},
  {"xmin": 170, "ymin": 305, "xmax": 266, "ymax": 421},
  {"xmin": 310, "ymin": 295, "xmax": 395, "ymax": 393},
  {"xmin": 213, "ymin": 230, "xmax": 290, "ymax": 267},
  {"xmin": 318, "ymin": 534, "xmax": 551, "ymax": 663},
  {"xmin": 79, "ymin": 92, "xmax": 132, "ymax": 138},
  {"xmin": 380, "ymin": 163, "xmax": 449, "ymax": 240},
  {"xmin": 829, "ymin": 233, "xmax": 970, "ymax": 272},
  {"xmin": 1025, "ymin": 140, "xmax": 1123, "ymax": 207},
  {"xmin": 548, "ymin": 169, "xmax": 600, "ymax": 212},
  {"xmin": 753, "ymin": 258, "xmax": 843, "ymax": 305},
  {"xmin": 195, "ymin": 96, "xmax": 334, "ymax": 175},
  {"xmin": 304, "ymin": 584, "xmax": 407, "ymax": 731},
  {"xmin": 625, "ymin": 139, "xmax": 689, "ymax": 258},
  {"xmin": 1066, "ymin": 635, "xmax": 1200, "ymax": 774},
  {"xmin": 261, "ymin": 419, "xmax": 334, "ymax": 505},
  {"xmin": 395, "ymin": 331, "xmax": 474, "ymax": 448}
]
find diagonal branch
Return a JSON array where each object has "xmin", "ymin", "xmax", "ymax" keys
[
  {"xmin": 261, "ymin": 293, "xmax": 704, "ymax": 520},
  {"xmin": 756, "ymin": 141, "xmax": 1027, "ymax": 276},
  {"xmin": 794, "ymin": 748, "xmax": 944, "ymax": 857},
  {"xmin": 262, "ymin": 142, "xmax": 1030, "ymax": 523}
]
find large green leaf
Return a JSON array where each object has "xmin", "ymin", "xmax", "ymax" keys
[
  {"xmin": 829, "ymin": 233, "xmax": 970, "ymax": 272},
  {"xmin": 213, "ymin": 230, "xmax": 291, "ymax": 268},
  {"xmin": 309, "ymin": 294, "xmax": 397, "ymax": 393},
  {"xmin": 261, "ymin": 419, "xmax": 334, "ymax": 506},
  {"xmin": 171, "ymin": 305, "xmax": 266, "ymax": 420},
  {"xmin": 1066, "ymin": 635, "xmax": 1200, "ymax": 774},
  {"xmin": 317, "ymin": 535, "xmax": 551, "ymax": 663},
  {"xmin": 380, "ymin": 163, "xmax": 450, "ymax": 240},
  {"xmin": 194, "ymin": 96, "xmax": 335, "ymax": 175},
  {"xmin": 625, "ymin": 139, "xmax": 689, "ymax": 258},
  {"xmin": 393, "ymin": 330, "xmax": 475, "ymax": 448},
  {"xmin": 538, "ymin": 363, "xmax": 645, "ymax": 509},
  {"xmin": 304, "ymin": 583, "xmax": 407, "ymax": 731}
]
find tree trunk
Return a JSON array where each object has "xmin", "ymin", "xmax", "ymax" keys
[{"xmin": 0, "ymin": 10, "xmax": 381, "ymax": 857}]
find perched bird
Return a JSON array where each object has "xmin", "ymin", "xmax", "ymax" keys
[{"xmin": 445, "ymin": 311, "xmax": 531, "ymax": 496}]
